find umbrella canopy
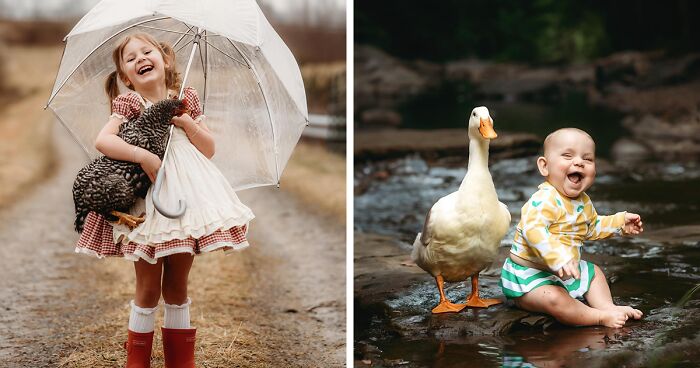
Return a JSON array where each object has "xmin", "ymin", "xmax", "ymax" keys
[{"xmin": 47, "ymin": 0, "xmax": 308, "ymax": 191}]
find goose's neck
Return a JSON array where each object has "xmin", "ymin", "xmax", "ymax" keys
[
  {"xmin": 459, "ymin": 137, "xmax": 491, "ymax": 190},
  {"xmin": 468, "ymin": 137, "xmax": 490, "ymax": 170}
]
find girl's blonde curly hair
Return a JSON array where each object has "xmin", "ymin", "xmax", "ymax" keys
[{"xmin": 104, "ymin": 33, "xmax": 181, "ymax": 110}]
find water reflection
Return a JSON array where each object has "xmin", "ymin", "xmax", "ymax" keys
[{"xmin": 502, "ymin": 327, "xmax": 628, "ymax": 368}]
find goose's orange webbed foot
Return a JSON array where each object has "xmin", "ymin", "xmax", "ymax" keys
[
  {"xmin": 464, "ymin": 274, "xmax": 502, "ymax": 308},
  {"xmin": 431, "ymin": 274, "xmax": 467, "ymax": 314},
  {"xmin": 432, "ymin": 300, "xmax": 467, "ymax": 314}
]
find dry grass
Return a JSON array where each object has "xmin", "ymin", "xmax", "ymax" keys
[
  {"xmin": 301, "ymin": 62, "xmax": 346, "ymax": 114},
  {"xmin": 280, "ymin": 142, "xmax": 346, "ymax": 223},
  {"xmin": 274, "ymin": 23, "xmax": 346, "ymax": 64},
  {"xmin": 0, "ymin": 45, "xmax": 63, "ymax": 207},
  {"xmin": 0, "ymin": 19, "xmax": 72, "ymax": 46},
  {"xmin": 56, "ymin": 252, "xmax": 276, "ymax": 367}
]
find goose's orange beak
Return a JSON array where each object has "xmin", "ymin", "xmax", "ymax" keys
[{"xmin": 479, "ymin": 117, "xmax": 497, "ymax": 139}]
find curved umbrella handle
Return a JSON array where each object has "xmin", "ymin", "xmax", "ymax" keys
[
  {"xmin": 151, "ymin": 29, "xmax": 203, "ymax": 219},
  {"xmin": 152, "ymin": 165, "xmax": 186, "ymax": 218}
]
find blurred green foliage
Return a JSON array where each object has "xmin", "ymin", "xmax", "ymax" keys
[{"xmin": 356, "ymin": 0, "xmax": 700, "ymax": 63}]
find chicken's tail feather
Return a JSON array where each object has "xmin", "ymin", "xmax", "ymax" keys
[
  {"xmin": 73, "ymin": 173, "xmax": 134, "ymax": 233},
  {"xmin": 74, "ymin": 211, "xmax": 89, "ymax": 233}
]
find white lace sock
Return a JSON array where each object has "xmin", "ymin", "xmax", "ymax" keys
[
  {"xmin": 164, "ymin": 297, "xmax": 192, "ymax": 329},
  {"xmin": 128, "ymin": 300, "xmax": 158, "ymax": 333}
]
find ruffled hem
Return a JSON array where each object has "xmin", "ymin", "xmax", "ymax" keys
[
  {"xmin": 110, "ymin": 112, "xmax": 129, "ymax": 123},
  {"xmin": 75, "ymin": 240, "xmax": 249, "ymax": 265},
  {"xmin": 76, "ymin": 211, "xmax": 250, "ymax": 264},
  {"xmin": 117, "ymin": 206, "xmax": 254, "ymax": 245}
]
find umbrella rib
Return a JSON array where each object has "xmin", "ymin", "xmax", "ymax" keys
[
  {"xmin": 227, "ymin": 39, "xmax": 281, "ymax": 185},
  {"xmin": 203, "ymin": 39, "xmax": 247, "ymax": 68},
  {"xmin": 46, "ymin": 105, "xmax": 92, "ymax": 159},
  {"xmin": 175, "ymin": 38, "xmax": 195, "ymax": 54},
  {"xmin": 172, "ymin": 23, "xmax": 196, "ymax": 49},
  {"xmin": 202, "ymin": 31, "xmax": 208, "ymax": 112},
  {"xmin": 135, "ymin": 25, "xmax": 192, "ymax": 35},
  {"xmin": 198, "ymin": 38, "xmax": 205, "ymax": 71},
  {"xmin": 47, "ymin": 16, "xmax": 171, "ymax": 105}
]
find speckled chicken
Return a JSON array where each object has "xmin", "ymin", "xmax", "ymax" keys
[{"xmin": 73, "ymin": 98, "xmax": 188, "ymax": 232}]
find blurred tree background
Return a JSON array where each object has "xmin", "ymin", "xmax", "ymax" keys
[{"xmin": 356, "ymin": 0, "xmax": 700, "ymax": 63}]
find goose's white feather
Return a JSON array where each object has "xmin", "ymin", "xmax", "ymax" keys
[{"xmin": 412, "ymin": 106, "xmax": 511, "ymax": 282}]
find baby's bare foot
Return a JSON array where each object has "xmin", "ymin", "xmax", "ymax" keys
[{"xmin": 598, "ymin": 309, "xmax": 627, "ymax": 328}]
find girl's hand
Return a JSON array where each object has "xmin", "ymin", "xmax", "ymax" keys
[
  {"xmin": 623, "ymin": 212, "xmax": 644, "ymax": 235},
  {"xmin": 137, "ymin": 149, "xmax": 161, "ymax": 182},
  {"xmin": 171, "ymin": 113, "xmax": 195, "ymax": 129},
  {"xmin": 556, "ymin": 258, "xmax": 580, "ymax": 280}
]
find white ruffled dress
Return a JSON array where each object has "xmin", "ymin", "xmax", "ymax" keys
[{"xmin": 75, "ymin": 88, "xmax": 254, "ymax": 263}]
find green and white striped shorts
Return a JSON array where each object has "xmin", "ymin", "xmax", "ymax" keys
[{"xmin": 500, "ymin": 257, "xmax": 595, "ymax": 299}]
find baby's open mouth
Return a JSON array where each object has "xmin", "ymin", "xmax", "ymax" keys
[
  {"xmin": 567, "ymin": 172, "xmax": 583, "ymax": 184},
  {"xmin": 138, "ymin": 65, "xmax": 153, "ymax": 75}
]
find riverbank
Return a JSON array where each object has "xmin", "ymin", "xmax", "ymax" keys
[
  {"xmin": 355, "ymin": 129, "xmax": 539, "ymax": 163},
  {"xmin": 355, "ymin": 45, "xmax": 700, "ymax": 162}
]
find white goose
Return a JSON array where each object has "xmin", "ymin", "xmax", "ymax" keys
[{"xmin": 412, "ymin": 106, "xmax": 511, "ymax": 314}]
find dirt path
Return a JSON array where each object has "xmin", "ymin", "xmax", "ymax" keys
[{"xmin": 0, "ymin": 115, "xmax": 345, "ymax": 366}]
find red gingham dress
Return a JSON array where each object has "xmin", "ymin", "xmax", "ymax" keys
[{"xmin": 75, "ymin": 88, "xmax": 251, "ymax": 264}]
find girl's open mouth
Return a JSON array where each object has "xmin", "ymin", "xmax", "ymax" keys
[
  {"xmin": 567, "ymin": 172, "xmax": 583, "ymax": 184},
  {"xmin": 138, "ymin": 65, "xmax": 153, "ymax": 75}
]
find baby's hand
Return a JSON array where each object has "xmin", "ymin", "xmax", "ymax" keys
[
  {"xmin": 556, "ymin": 258, "xmax": 580, "ymax": 280},
  {"xmin": 623, "ymin": 212, "xmax": 644, "ymax": 235}
]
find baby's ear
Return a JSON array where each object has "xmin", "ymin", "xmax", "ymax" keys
[{"xmin": 536, "ymin": 156, "xmax": 548, "ymax": 177}]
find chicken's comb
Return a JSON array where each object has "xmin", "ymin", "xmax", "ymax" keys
[{"xmin": 174, "ymin": 98, "xmax": 189, "ymax": 117}]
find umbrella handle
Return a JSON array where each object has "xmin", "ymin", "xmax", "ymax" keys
[
  {"xmin": 152, "ymin": 166, "xmax": 186, "ymax": 218},
  {"xmin": 151, "ymin": 29, "xmax": 203, "ymax": 219}
]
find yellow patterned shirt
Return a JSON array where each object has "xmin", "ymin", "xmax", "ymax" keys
[{"xmin": 510, "ymin": 182, "xmax": 626, "ymax": 271}]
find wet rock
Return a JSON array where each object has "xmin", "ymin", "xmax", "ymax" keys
[
  {"xmin": 619, "ymin": 112, "xmax": 700, "ymax": 160},
  {"xmin": 594, "ymin": 50, "xmax": 657, "ymax": 89},
  {"xmin": 641, "ymin": 225, "xmax": 700, "ymax": 246},
  {"xmin": 638, "ymin": 53, "xmax": 700, "ymax": 87},
  {"xmin": 355, "ymin": 231, "xmax": 556, "ymax": 344},
  {"xmin": 445, "ymin": 60, "xmax": 523, "ymax": 84},
  {"xmin": 424, "ymin": 307, "xmax": 536, "ymax": 339},
  {"xmin": 355, "ymin": 45, "xmax": 437, "ymax": 116},
  {"xmin": 594, "ymin": 50, "xmax": 700, "ymax": 90},
  {"xmin": 477, "ymin": 67, "xmax": 564, "ymax": 102},
  {"xmin": 611, "ymin": 138, "xmax": 652, "ymax": 164}
]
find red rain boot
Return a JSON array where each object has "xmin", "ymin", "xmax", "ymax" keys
[
  {"xmin": 161, "ymin": 327, "xmax": 196, "ymax": 368},
  {"xmin": 124, "ymin": 330, "xmax": 154, "ymax": 368}
]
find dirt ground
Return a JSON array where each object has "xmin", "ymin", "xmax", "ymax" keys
[{"xmin": 0, "ymin": 46, "xmax": 346, "ymax": 367}]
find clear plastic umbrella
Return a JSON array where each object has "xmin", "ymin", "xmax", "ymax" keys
[{"xmin": 45, "ymin": 0, "xmax": 308, "ymax": 217}]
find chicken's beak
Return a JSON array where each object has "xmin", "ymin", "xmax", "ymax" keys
[{"xmin": 479, "ymin": 116, "xmax": 497, "ymax": 139}]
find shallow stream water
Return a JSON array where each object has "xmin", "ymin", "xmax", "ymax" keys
[{"xmin": 354, "ymin": 154, "xmax": 700, "ymax": 367}]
